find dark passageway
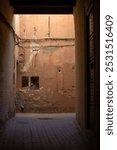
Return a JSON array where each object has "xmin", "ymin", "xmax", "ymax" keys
[{"xmin": 0, "ymin": 0, "xmax": 100, "ymax": 150}]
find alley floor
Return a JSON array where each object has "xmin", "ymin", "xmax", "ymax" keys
[{"xmin": 0, "ymin": 113, "xmax": 92, "ymax": 150}]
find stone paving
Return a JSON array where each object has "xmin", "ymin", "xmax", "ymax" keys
[{"xmin": 0, "ymin": 113, "xmax": 92, "ymax": 150}]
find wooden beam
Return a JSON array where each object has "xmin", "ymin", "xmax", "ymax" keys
[
  {"xmin": 13, "ymin": 6, "xmax": 73, "ymax": 14},
  {"xmin": 10, "ymin": 0, "xmax": 76, "ymax": 6}
]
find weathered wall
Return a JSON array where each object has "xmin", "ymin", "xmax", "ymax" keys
[
  {"xmin": 0, "ymin": 0, "xmax": 15, "ymax": 124},
  {"xmin": 74, "ymin": 0, "xmax": 87, "ymax": 128},
  {"xmin": 19, "ymin": 15, "xmax": 75, "ymax": 39},
  {"xmin": 93, "ymin": 0, "xmax": 100, "ymax": 140},
  {"xmin": 14, "ymin": 15, "xmax": 20, "ymax": 86},
  {"xmin": 74, "ymin": 0, "xmax": 100, "ymax": 148},
  {"xmin": 15, "ymin": 15, "xmax": 76, "ymax": 113}
]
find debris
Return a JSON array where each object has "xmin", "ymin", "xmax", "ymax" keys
[{"xmin": 15, "ymin": 87, "xmax": 75, "ymax": 113}]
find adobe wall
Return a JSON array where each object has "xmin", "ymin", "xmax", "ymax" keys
[
  {"xmin": 0, "ymin": 0, "xmax": 15, "ymax": 124},
  {"xmin": 74, "ymin": 0, "xmax": 100, "ymax": 148},
  {"xmin": 15, "ymin": 15, "xmax": 76, "ymax": 113},
  {"xmin": 74, "ymin": 0, "xmax": 87, "ymax": 128}
]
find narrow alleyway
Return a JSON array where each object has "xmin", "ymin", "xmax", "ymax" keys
[{"xmin": 0, "ymin": 113, "xmax": 91, "ymax": 150}]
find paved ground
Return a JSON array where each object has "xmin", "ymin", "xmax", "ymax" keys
[{"xmin": 0, "ymin": 113, "xmax": 91, "ymax": 150}]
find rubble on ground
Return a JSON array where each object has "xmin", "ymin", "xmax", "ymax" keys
[{"xmin": 15, "ymin": 87, "xmax": 75, "ymax": 113}]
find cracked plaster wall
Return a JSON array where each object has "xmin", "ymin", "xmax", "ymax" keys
[{"xmin": 15, "ymin": 15, "xmax": 76, "ymax": 113}]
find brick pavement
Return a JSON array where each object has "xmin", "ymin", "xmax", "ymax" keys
[{"xmin": 0, "ymin": 113, "xmax": 92, "ymax": 150}]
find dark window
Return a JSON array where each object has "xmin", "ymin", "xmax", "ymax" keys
[
  {"xmin": 22, "ymin": 76, "xmax": 29, "ymax": 87},
  {"xmin": 30, "ymin": 76, "xmax": 39, "ymax": 89}
]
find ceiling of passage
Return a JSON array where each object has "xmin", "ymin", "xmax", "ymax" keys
[{"xmin": 10, "ymin": 0, "xmax": 76, "ymax": 14}]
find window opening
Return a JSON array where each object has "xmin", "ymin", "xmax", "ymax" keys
[
  {"xmin": 30, "ymin": 76, "xmax": 39, "ymax": 89},
  {"xmin": 22, "ymin": 76, "xmax": 29, "ymax": 87}
]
